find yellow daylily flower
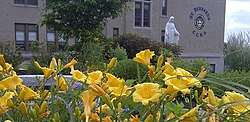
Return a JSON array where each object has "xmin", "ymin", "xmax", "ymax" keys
[
  {"xmin": 176, "ymin": 68, "xmax": 202, "ymax": 88},
  {"xmin": 133, "ymin": 49, "xmax": 155, "ymax": 66},
  {"xmin": 87, "ymin": 71, "xmax": 103, "ymax": 84},
  {"xmin": 62, "ymin": 58, "xmax": 78, "ymax": 70},
  {"xmin": 0, "ymin": 92, "xmax": 15, "ymax": 115},
  {"xmin": 19, "ymin": 85, "xmax": 40, "ymax": 100},
  {"xmin": 71, "ymin": 70, "xmax": 87, "ymax": 83},
  {"xmin": 55, "ymin": 77, "xmax": 68, "ymax": 91},
  {"xmin": 178, "ymin": 105, "xmax": 200, "ymax": 122},
  {"xmin": 34, "ymin": 61, "xmax": 55, "ymax": 79},
  {"xmin": 0, "ymin": 76, "xmax": 22, "ymax": 91},
  {"xmin": 109, "ymin": 85, "xmax": 128, "ymax": 97},
  {"xmin": 222, "ymin": 91, "xmax": 250, "ymax": 113},
  {"xmin": 164, "ymin": 74, "xmax": 190, "ymax": 95},
  {"xmin": 133, "ymin": 83, "xmax": 162, "ymax": 106},
  {"xmin": 80, "ymin": 90, "xmax": 97, "ymax": 122},
  {"xmin": 130, "ymin": 115, "xmax": 140, "ymax": 122},
  {"xmin": 203, "ymin": 89, "xmax": 221, "ymax": 106},
  {"xmin": 106, "ymin": 73, "xmax": 124, "ymax": 87},
  {"xmin": 162, "ymin": 62, "xmax": 176, "ymax": 75}
]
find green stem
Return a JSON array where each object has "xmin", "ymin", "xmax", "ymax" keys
[{"xmin": 137, "ymin": 63, "xmax": 141, "ymax": 83}]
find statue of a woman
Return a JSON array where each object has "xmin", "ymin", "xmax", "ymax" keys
[{"xmin": 164, "ymin": 16, "xmax": 180, "ymax": 45}]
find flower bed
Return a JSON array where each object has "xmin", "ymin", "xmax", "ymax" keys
[{"xmin": 0, "ymin": 49, "xmax": 249, "ymax": 122}]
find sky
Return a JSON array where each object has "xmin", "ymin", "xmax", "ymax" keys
[{"xmin": 225, "ymin": 0, "xmax": 250, "ymax": 40}]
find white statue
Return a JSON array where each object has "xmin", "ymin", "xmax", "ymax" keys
[{"xmin": 164, "ymin": 16, "xmax": 180, "ymax": 45}]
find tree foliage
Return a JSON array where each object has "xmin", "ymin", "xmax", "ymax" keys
[
  {"xmin": 42, "ymin": 0, "xmax": 131, "ymax": 40},
  {"xmin": 224, "ymin": 32, "xmax": 250, "ymax": 71}
]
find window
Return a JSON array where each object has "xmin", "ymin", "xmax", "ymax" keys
[
  {"xmin": 209, "ymin": 64, "xmax": 216, "ymax": 73},
  {"xmin": 113, "ymin": 28, "xmax": 119, "ymax": 37},
  {"xmin": 135, "ymin": 0, "xmax": 151, "ymax": 27},
  {"xmin": 161, "ymin": 30, "xmax": 165, "ymax": 42},
  {"xmin": 15, "ymin": 23, "xmax": 38, "ymax": 51},
  {"xmin": 14, "ymin": 0, "xmax": 38, "ymax": 5},
  {"xmin": 162, "ymin": 0, "xmax": 167, "ymax": 16},
  {"xmin": 46, "ymin": 29, "xmax": 67, "ymax": 51}
]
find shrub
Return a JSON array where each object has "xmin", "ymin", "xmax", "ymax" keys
[
  {"xmin": 171, "ymin": 58, "xmax": 210, "ymax": 75},
  {"xmin": 110, "ymin": 59, "xmax": 148, "ymax": 80},
  {"xmin": 0, "ymin": 40, "xmax": 24, "ymax": 69},
  {"xmin": 108, "ymin": 46, "xmax": 128, "ymax": 61},
  {"xmin": 114, "ymin": 33, "xmax": 182, "ymax": 58}
]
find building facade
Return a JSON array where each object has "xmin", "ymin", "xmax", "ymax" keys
[
  {"xmin": 0, "ymin": 0, "xmax": 226, "ymax": 73},
  {"xmin": 0, "ymin": 0, "xmax": 65, "ymax": 58},
  {"xmin": 104, "ymin": 0, "xmax": 226, "ymax": 73}
]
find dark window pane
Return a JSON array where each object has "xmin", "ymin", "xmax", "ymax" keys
[
  {"xmin": 210, "ymin": 64, "xmax": 216, "ymax": 73},
  {"xmin": 161, "ymin": 30, "xmax": 165, "ymax": 42},
  {"xmin": 14, "ymin": 0, "xmax": 25, "ymax": 4},
  {"xmin": 113, "ymin": 28, "xmax": 119, "ymax": 37},
  {"xmin": 143, "ymin": 3, "xmax": 150, "ymax": 27},
  {"xmin": 135, "ymin": 2, "xmax": 142, "ymax": 27},
  {"xmin": 27, "ymin": 0, "xmax": 38, "ymax": 5},
  {"xmin": 15, "ymin": 24, "xmax": 25, "ymax": 51},
  {"xmin": 162, "ymin": 0, "xmax": 167, "ymax": 15}
]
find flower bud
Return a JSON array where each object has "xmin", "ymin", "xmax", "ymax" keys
[
  {"xmin": 74, "ymin": 107, "xmax": 81, "ymax": 119},
  {"xmin": 34, "ymin": 61, "xmax": 42, "ymax": 70},
  {"xmin": 90, "ymin": 83, "xmax": 105, "ymax": 96},
  {"xmin": 20, "ymin": 102, "xmax": 28, "ymax": 116},
  {"xmin": 157, "ymin": 54, "xmax": 163, "ymax": 67},
  {"xmin": 0, "ymin": 55, "xmax": 6, "ymax": 69},
  {"xmin": 54, "ymin": 112, "xmax": 60, "ymax": 122},
  {"xmin": 117, "ymin": 102, "xmax": 122, "ymax": 113},
  {"xmin": 123, "ymin": 119, "xmax": 128, "ymax": 122},
  {"xmin": 7, "ymin": 99, "xmax": 14, "ymax": 108},
  {"xmin": 106, "ymin": 107, "xmax": 114, "ymax": 116},
  {"xmin": 148, "ymin": 65, "xmax": 155, "ymax": 79},
  {"xmin": 107, "ymin": 57, "xmax": 117, "ymax": 70},
  {"xmin": 144, "ymin": 114, "xmax": 153, "ymax": 122},
  {"xmin": 39, "ymin": 101, "xmax": 47, "ymax": 114}
]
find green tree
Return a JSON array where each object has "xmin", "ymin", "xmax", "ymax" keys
[{"xmin": 42, "ymin": 0, "xmax": 131, "ymax": 41}]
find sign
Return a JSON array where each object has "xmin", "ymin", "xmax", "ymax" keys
[{"xmin": 189, "ymin": 6, "xmax": 211, "ymax": 37}]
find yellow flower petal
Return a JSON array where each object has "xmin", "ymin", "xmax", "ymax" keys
[
  {"xmin": 19, "ymin": 85, "xmax": 40, "ymax": 100},
  {"xmin": 87, "ymin": 71, "xmax": 103, "ymax": 84},
  {"xmin": 133, "ymin": 49, "xmax": 155, "ymax": 66},
  {"xmin": 179, "ymin": 105, "xmax": 200, "ymax": 122},
  {"xmin": 70, "ymin": 70, "xmax": 87, "ymax": 83},
  {"xmin": 133, "ymin": 83, "xmax": 162, "ymax": 106},
  {"xmin": 55, "ymin": 77, "xmax": 68, "ymax": 91},
  {"xmin": 80, "ymin": 90, "xmax": 97, "ymax": 118},
  {"xmin": 222, "ymin": 91, "xmax": 250, "ymax": 113},
  {"xmin": 63, "ymin": 58, "xmax": 78, "ymax": 70},
  {"xmin": 162, "ymin": 63, "xmax": 176, "ymax": 75},
  {"xmin": 0, "ymin": 76, "xmax": 22, "ymax": 91},
  {"xmin": 49, "ymin": 58, "xmax": 57, "ymax": 69}
]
